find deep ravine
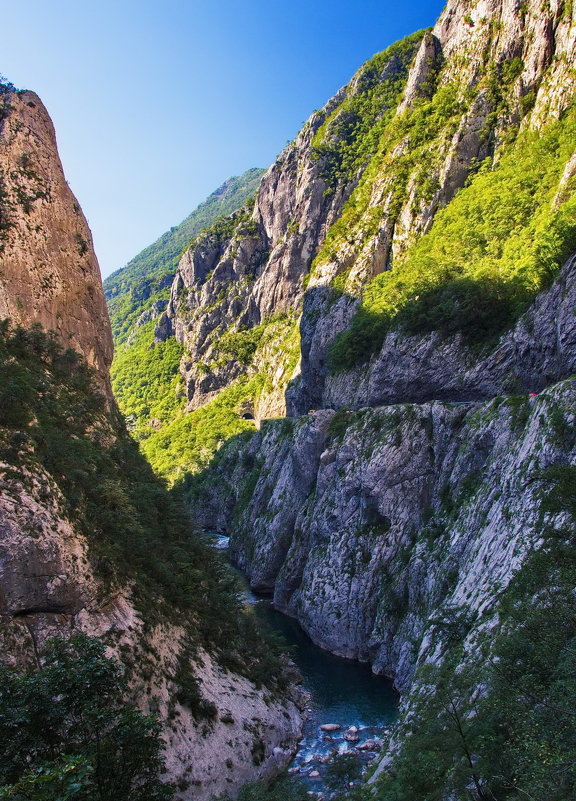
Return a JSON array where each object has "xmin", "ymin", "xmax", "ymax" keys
[{"xmin": 211, "ymin": 534, "xmax": 399, "ymax": 794}]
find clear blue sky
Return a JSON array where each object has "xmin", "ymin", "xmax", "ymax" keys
[{"xmin": 3, "ymin": 0, "xmax": 445, "ymax": 278}]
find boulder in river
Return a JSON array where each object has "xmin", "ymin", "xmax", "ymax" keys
[
  {"xmin": 356, "ymin": 738, "xmax": 383, "ymax": 751},
  {"xmin": 343, "ymin": 727, "xmax": 360, "ymax": 742},
  {"xmin": 320, "ymin": 723, "xmax": 341, "ymax": 732}
]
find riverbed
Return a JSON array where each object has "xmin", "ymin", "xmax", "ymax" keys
[
  {"xmin": 256, "ymin": 603, "xmax": 398, "ymax": 790},
  {"xmin": 210, "ymin": 534, "xmax": 399, "ymax": 792}
]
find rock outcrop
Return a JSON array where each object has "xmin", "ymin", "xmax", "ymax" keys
[
  {"xmin": 294, "ymin": 0, "xmax": 576, "ymax": 413},
  {"xmin": 193, "ymin": 378, "xmax": 576, "ymax": 694},
  {"xmin": 0, "ymin": 86, "xmax": 303, "ymax": 799},
  {"xmin": 0, "ymin": 88, "xmax": 113, "ymax": 396},
  {"xmin": 317, "ymin": 252, "xmax": 576, "ymax": 409},
  {"xmin": 155, "ymin": 34, "xmax": 423, "ymax": 416}
]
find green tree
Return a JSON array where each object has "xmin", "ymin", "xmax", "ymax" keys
[
  {"xmin": 0, "ymin": 634, "xmax": 173, "ymax": 801},
  {"xmin": 324, "ymin": 753, "xmax": 363, "ymax": 792}
]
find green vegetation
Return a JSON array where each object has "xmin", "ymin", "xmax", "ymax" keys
[
  {"xmin": 0, "ymin": 634, "xmax": 172, "ymax": 801},
  {"xmin": 311, "ymin": 31, "xmax": 426, "ymax": 188},
  {"xmin": 111, "ymin": 322, "xmax": 185, "ymax": 434},
  {"xmin": 217, "ymin": 323, "xmax": 269, "ymax": 366},
  {"xmin": 213, "ymin": 313, "xmax": 298, "ymax": 369},
  {"xmin": 104, "ymin": 168, "xmax": 264, "ymax": 345},
  {"xmin": 314, "ymin": 77, "xmax": 466, "ymax": 273},
  {"xmin": 365, "ymin": 465, "xmax": 576, "ymax": 801},
  {"xmin": 329, "ymin": 105, "xmax": 576, "ymax": 369},
  {"xmin": 140, "ymin": 376, "xmax": 263, "ymax": 480},
  {"xmin": 0, "ymin": 322, "xmax": 287, "ymax": 687},
  {"xmin": 223, "ymin": 774, "xmax": 309, "ymax": 801},
  {"xmin": 324, "ymin": 753, "xmax": 363, "ymax": 791},
  {"xmin": 112, "ymin": 312, "xmax": 300, "ymax": 482}
]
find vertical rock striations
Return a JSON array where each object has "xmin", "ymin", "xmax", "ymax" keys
[{"xmin": 0, "ymin": 88, "xmax": 113, "ymax": 396}]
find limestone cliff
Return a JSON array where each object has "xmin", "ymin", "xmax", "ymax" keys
[
  {"xmin": 0, "ymin": 88, "xmax": 113, "ymax": 395},
  {"xmin": 147, "ymin": 0, "xmax": 576, "ymax": 431},
  {"xmin": 0, "ymin": 85, "xmax": 303, "ymax": 799},
  {"xmin": 192, "ymin": 370, "xmax": 576, "ymax": 691},
  {"xmin": 153, "ymin": 32, "xmax": 423, "ymax": 419},
  {"xmin": 295, "ymin": 0, "xmax": 576, "ymax": 413}
]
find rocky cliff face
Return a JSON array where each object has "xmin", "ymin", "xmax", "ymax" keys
[
  {"xmin": 192, "ymin": 370, "xmax": 576, "ymax": 690},
  {"xmin": 178, "ymin": 1, "xmax": 576, "ymax": 793},
  {"xmin": 318, "ymin": 252, "xmax": 576, "ymax": 409},
  {"xmin": 0, "ymin": 88, "xmax": 113, "ymax": 395},
  {"xmin": 154, "ymin": 33, "xmax": 423, "ymax": 418},
  {"xmin": 294, "ymin": 0, "xmax": 576, "ymax": 413},
  {"xmin": 0, "ymin": 86, "xmax": 303, "ymax": 799},
  {"xmin": 146, "ymin": 0, "xmax": 576, "ymax": 434}
]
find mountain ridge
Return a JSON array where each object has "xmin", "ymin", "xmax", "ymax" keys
[{"xmin": 104, "ymin": 168, "xmax": 265, "ymax": 345}]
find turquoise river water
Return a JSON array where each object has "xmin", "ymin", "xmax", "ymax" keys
[{"xmin": 211, "ymin": 534, "xmax": 399, "ymax": 791}]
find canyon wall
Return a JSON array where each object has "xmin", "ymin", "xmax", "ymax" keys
[
  {"xmin": 0, "ymin": 85, "xmax": 302, "ymax": 800},
  {"xmin": 0, "ymin": 89, "xmax": 113, "ymax": 395}
]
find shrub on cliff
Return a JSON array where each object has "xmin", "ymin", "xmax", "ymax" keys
[{"xmin": 0, "ymin": 634, "xmax": 172, "ymax": 801}]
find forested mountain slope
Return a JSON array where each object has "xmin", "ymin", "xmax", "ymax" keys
[{"xmin": 104, "ymin": 168, "xmax": 264, "ymax": 345}]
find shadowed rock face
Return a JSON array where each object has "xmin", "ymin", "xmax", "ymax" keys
[
  {"xmin": 314, "ymin": 253, "xmax": 576, "ymax": 411},
  {"xmin": 294, "ymin": 0, "xmax": 576, "ymax": 413},
  {"xmin": 0, "ymin": 90, "xmax": 113, "ymax": 396},
  {"xmin": 0, "ymin": 90, "xmax": 304, "ymax": 799}
]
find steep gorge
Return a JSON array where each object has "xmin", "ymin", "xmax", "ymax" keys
[
  {"xmin": 114, "ymin": 0, "xmax": 576, "ymax": 797},
  {"xmin": 0, "ymin": 84, "xmax": 302, "ymax": 800},
  {"xmin": 7, "ymin": 0, "xmax": 576, "ymax": 796}
]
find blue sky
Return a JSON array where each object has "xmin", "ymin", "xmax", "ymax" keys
[{"xmin": 3, "ymin": 0, "xmax": 445, "ymax": 278}]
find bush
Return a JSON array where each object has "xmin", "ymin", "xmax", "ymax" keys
[
  {"xmin": 324, "ymin": 753, "xmax": 363, "ymax": 791},
  {"xmin": 0, "ymin": 634, "xmax": 172, "ymax": 801}
]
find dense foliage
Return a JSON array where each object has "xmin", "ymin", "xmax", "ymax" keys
[
  {"xmin": 104, "ymin": 168, "xmax": 264, "ymax": 345},
  {"xmin": 0, "ymin": 323, "xmax": 286, "ymax": 686},
  {"xmin": 110, "ymin": 320, "xmax": 259, "ymax": 481},
  {"xmin": 329, "ymin": 104, "xmax": 576, "ymax": 368},
  {"xmin": 141, "ymin": 376, "xmax": 262, "ymax": 480},
  {"xmin": 311, "ymin": 31, "xmax": 425, "ymax": 188},
  {"xmin": 0, "ymin": 635, "xmax": 172, "ymax": 801},
  {"xmin": 224, "ymin": 775, "xmax": 309, "ymax": 801},
  {"xmin": 110, "ymin": 321, "xmax": 185, "ymax": 433}
]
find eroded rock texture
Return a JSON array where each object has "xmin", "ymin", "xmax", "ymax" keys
[
  {"xmin": 0, "ymin": 90, "xmax": 113, "ymax": 396},
  {"xmin": 153, "ymin": 0, "xmax": 576, "ymax": 421},
  {"xmin": 194, "ymin": 379, "xmax": 576, "ymax": 695}
]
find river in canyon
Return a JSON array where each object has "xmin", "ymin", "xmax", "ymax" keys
[{"xmin": 211, "ymin": 534, "xmax": 399, "ymax": 793}]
